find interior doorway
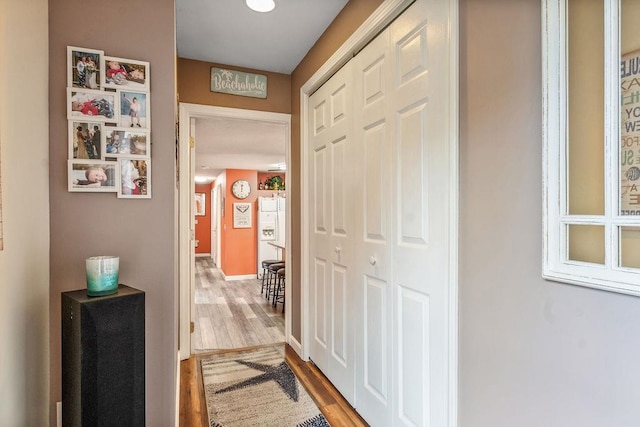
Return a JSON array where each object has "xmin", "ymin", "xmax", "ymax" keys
[{"xmin": 178, "ymin": 103, "xmax": 291, "ymax": 360}]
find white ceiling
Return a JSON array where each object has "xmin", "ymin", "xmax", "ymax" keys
[
  {"xmin": 176, "ymin": 0, "xmax": 349, "ymax": 74},
  {"xmin": 194, "ymin": 116, "xmax": 288, "ymax": 176},
  {"xmin": 176, "ymin": 0, "xmax": 349, "ymax": 182}
]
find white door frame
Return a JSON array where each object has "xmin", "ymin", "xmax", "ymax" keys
[
  {"xmin": 178, "ymin": 103, "xmax": 292, "ymax": 360},
  {"xmin": 211, "ymin": 184, "xmax": 220, "ymax": 265},
  {"xmin": 299, "ymin": 0, "xmax": 458, "ymax": 424}
]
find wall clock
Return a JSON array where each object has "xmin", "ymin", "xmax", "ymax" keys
[{"xmin": 231, "ymin": 179, "xmax": 251, "ymax": 199}]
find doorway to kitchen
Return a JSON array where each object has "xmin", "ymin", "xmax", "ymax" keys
[{"xmin": 178, "ymin": 103, "xmax": 291, "ymax": 360}]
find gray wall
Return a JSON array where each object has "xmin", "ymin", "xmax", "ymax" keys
[
  {"xmin": 459, "ymin": 0, "xmax": 640, "ymax": 425},
  {"xmin": 48, "ymin": 0, "xmax": 177, "ymax": 425}
]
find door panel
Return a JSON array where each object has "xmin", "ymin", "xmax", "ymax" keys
[
  {"xmin": 397, "ymin": 286, "xmax": 429, "ymax": 425},
  {"xmin": 331, "ymin": 136, "xmax": 348, "ymax": 236},
  {"xmin": 364, "ymin": 123, "xmax": 388, "ymax": 242},
  {"xmin": 331, "ymin": 264, "xmax": 348, "ymax": 366},
  {"xmin": 363, "ymin": 275, "xmax": 388, "ymax": 400},
  {"xmin": 308, "ymin": 62, "xmax": 356, "ymax": 404},
  {"xmin": 313, "ymin": 258, "xmax": 327, "ymax": 348},
  {"xmin": 354, "ymin": 23, "xmax": 394, "ymax": 426},
  {"xmin": 390, "ymin": 1, "xmax": 450, "ymax": 426},
  {"xmin": 398, "ymin": 103, "xmax": 429, "ymax": 246},
  {"xmin": 313, "ymin": 146, "xmax": 327, "ymax": 234}
]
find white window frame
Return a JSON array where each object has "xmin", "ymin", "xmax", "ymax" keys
[{"xmin": 543, "ymin": 0, "xmax": 640, "ymax": 295}]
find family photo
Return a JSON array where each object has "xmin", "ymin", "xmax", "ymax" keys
[
  {"xmin": 119, "ymin": 159, "xmax": 150, "ymax": 198},
  {"xmin": 65, "ymin": 46, "xmax": 151, "ymax": 198},
  {"xmin": 67, "ymin": 46, "xmax": 103, "ymax": 90},
  {"xmin": 69, "ymin": 121, "xmax": 103, "ymax": 160},
  {"xmin": 105, "ymin": 128, "xmax": 149, "ymax": 156}
]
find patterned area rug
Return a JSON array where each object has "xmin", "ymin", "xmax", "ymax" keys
[{"xmin": 201, "ymin": 345, "xmax": 330, "ymax": 427}]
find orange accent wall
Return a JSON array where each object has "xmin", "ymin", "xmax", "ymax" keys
[
  {"xmin": 221, "ymin": 169, "xmax": 259, "ymax": 276},
  {"xmin": 195, "ymin": 183, "xmax": 213, "ymax": 254}
]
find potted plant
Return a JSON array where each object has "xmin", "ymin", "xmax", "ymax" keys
[{"xmin": 267, "ymin": 175, "xmax": 284, "ymax": 191}]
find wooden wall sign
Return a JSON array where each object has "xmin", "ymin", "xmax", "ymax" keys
[{"xmin": 210, "ymin": 67, "xmax": 267, "ymax": 99}]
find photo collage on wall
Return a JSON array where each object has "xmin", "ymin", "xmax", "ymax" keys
[{"xmin": 66, "ymin": 46, "xmax": 151, "ymax": 198}]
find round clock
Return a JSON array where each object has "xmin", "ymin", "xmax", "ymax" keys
[{"xmin": 231, "ymin": 179, "xmax": 251, "ymax": 199}]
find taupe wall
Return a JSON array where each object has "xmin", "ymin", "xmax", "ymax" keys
[
  {"xmin": 48, "ymin": 0, "xmax": 177, "ymax": 425},
  {"xmin": 459, "ymin": 0, "xmax": 640, "ymax": 424},
  {"xmin": 0, "ymin": 1, "xmax": 50, "ymax": 425}
]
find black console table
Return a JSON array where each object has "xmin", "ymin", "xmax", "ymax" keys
[{"xmin": 62, "ymin": 284, "xmax": 145, "ymax": 426}]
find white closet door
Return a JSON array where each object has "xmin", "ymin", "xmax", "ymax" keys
[
  {"xmin": 307, "ymin": 61, "xmax": 356, "ymax": 404},
  {"xmin": 388, "ymin": 1, "xmax": 452, "ymax": 425},
  {"xmin": 308, "ymin": 1, "xmax": 454, "ymax": 423},
  {"xmin": 353, "ymin": 27, "xmax": 395, "ymax": 425},
  {"xmin": 353, "ymin": 0, "xmax": 453, "ymax": 425}
]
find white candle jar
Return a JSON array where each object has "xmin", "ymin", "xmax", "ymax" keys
[{"xmin": 85, "ymin": 256, "xmax": 119, "ymax": 296}]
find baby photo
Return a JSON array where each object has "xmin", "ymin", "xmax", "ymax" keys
[
  {"xmin": 68, "ymin": 160, "xmax": 118, "ymax": 192},
  {"xmin": 67, "ymin": 88, "xmax": 118, "ymax": 122},
  {"xmin": 103, "ymin": 56, "xmax": 149, "ymax": 90}
]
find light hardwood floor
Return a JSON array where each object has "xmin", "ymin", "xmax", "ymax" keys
[
  {"xmin": 179, "ymin": 344, "xmax": 368, "ymax": 427},
  {"xmin": 180, "ymin": 257, "xmax": 367, "ymax": 426},
  {"xmin": 193, "ymin": 257, "xmax": 284, "ymax": 351}
]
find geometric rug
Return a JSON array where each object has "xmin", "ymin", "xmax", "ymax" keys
[{"xmin": 201, "ymin": 345, "xmax": 330, "ymax": 427}]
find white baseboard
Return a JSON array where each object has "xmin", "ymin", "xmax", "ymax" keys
[
  {"xmin": 221, "ymin": 273, "xmax": 256, "ymax": 281},
  {"xmin": 289, "ymin": 336, "xmax": 304, "ymax": 360},
  {"xmin": 195, "ymin": 253, "xmax": 211, "ymax": 258}
]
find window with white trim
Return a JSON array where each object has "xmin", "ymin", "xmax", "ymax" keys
[{"xmin": 543, "ymin": 0, "xmax": 640, "ymax": 295}]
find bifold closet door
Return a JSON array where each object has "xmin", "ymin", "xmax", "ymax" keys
[
  {"xmin": 307, "ymin": 60, "xmax": 356, "ymax": 404},
  {"xmin": 353, "ymin": 0, "xmax": 453, "ymax": 425},
  {"xmin": 308, "ymin": 0, "xmax": 454, "ymax": 424}
]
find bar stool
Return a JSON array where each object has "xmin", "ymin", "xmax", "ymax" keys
[
  {"xmin": 273, "ymin": 268, "xmax": 285, "ymax": 313},
  {"xmin": 260, "ymin": 259, "xmax": 281, "ymax": 295},
  {"xmin": 266, "ymin": 262, "xmax": 285, "ymax": 300}
]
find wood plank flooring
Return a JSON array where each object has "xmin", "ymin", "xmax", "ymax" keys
[
  {"xmin": 180, "ymin": 257, "xmax": 367, "ymax": 426},
  {"xmin": 193, "ymin": 257, "xmax": 284, "ymax": 351},
  {"xmin": 179, "ymin": 344, "xmax": 368, "ymax": 427}
]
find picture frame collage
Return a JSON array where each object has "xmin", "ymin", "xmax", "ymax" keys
[{"xmin": 66, "ymin": 46, "xmax": 151, "ymax": 198}]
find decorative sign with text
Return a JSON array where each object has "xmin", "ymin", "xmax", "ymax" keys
[
  {"xmin": 621, "ymin": 49, "xmax": 640, "ymax": 215},
  {"xmin": 233, "ymin": 203, "xmax": 252, "ymax": 228},
  {"xmin": 210, "ymin": 67, "xmax": 267, "ymax": 99}
]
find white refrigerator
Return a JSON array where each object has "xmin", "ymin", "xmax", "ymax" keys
[{"xmin": 257, "ymin": 196, "xmax": 285, "ymax": 278}]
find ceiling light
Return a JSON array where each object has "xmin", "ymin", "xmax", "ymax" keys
[{"xmin": 245, "ymin": 0, "xmax": 275, "ymax": 13}]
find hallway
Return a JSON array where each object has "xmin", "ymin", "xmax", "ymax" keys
[
  {"xmin": 193, "ymin": 257, "xmax": 285, "ymax": 351},
  {"xmin": 182, "ymin": 258, "xmax": 367, "ymax": 426}
]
